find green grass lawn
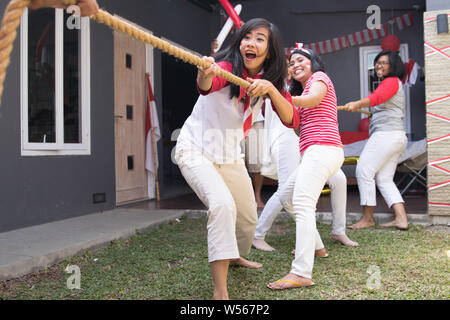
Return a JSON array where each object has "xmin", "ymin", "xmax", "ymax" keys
[{"xmin": 0, "ymin": 216, "xmax": 448, "ymax": 300}]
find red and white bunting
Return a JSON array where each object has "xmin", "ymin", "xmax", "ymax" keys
[
  {"xmin": 296, "ymin": 13, "xmax": 413, "ymax": 56},
  {"xmin": 393, "ymin": 12, "xmax": 414, "ymax": 30}
]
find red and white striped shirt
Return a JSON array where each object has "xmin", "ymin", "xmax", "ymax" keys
[{"xmin": 287, "ymin": 71, "xmax": 343, "ymax": 155}]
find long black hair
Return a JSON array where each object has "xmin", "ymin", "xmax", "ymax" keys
[
  {"xmin": 288, "ymin": 48, "xmax": 325, "ymax": 96},
  {"xmin": 374, "ymin": 50, "xmax": 405, "ymax": 80},
  {"xmin": 214, "ymin": 18, "xmax": 287, "ymax": 99}
]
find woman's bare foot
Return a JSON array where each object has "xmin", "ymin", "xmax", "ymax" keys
[
  {"xmin": 230, "ymin": 257, "xmax": 263, "ymax": 269},
  {"xmin": 380, "ymin": 205, "xmax": 408, "ymax": 230},
  {"xmin": 267, "ymin": 273, "xmax": 314, "ymax": 290},
  {"xmin": 252, "ymin": 238, "xmax": 275, "ymax": 251},
  {"xmin": 347, "ymin": 217, "xmax": 375, "ymax": 229},
  {"xmin": 331, "ymin": 234, "xmax": 359, "ymax": 246},
  {"xmin": 380, "ymin": 219, "xmax": 408, "ymax": 230},
  {"xmin": 291, "ymin": 248, "xmax": 328, "ymax": 258},
  {"xmin": 212, "ymin": 290, "xmax": 229, "ymax": 300},
  {"xmin": 314, "ymin": 248, "xmax": 328, "ymax": 258}
]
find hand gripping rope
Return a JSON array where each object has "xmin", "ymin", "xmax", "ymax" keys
[{"xmin": 0, "ymin": 0, "xmax": 369, "ymax": 116}]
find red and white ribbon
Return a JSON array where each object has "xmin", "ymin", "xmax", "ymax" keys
[
  {"xmin": 430, "ymin": 164, "xmax": 450, "ymax": 175},
  {"xmin": 300, "ymin": 13, "xmax": 413, "ymax": 55},
  {"xmin": 426, "ymin": 112, "xmax": 450, "ymax": 124},
  {"xmin": 429, "ymin": 202, "xmax": 450, "ymax": 207},
  {"xmin": 424, "ymin": 41, "xmax": 450, "ymax": 60},
  {"xmin": 428, "ymin": 134, "xmax": 450, "ymax": 145},
  {"xmin": 424, "ymin": 14, "xmax": 450, "ymax": 23},
  {"xmin": 428, "ymin": 180, "xmax": 450, "ymax": 191},
  {"xmin": 393, "ymin": 12, "xmax": 413, "ymax": 30},
  {"xmin": 426, "ymin": 45, "xmax": 450, "ymax": 56},
  {"xmin": 426, "ymin": 94, "xmax": 450, "ymax": 106},
  {"xmin": 429, "ymin": 157, "xmax": 450, "ymax": 166}
]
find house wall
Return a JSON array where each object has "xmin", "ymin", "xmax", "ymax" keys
[
  {"xmin": 423, "ymin": 9, "xmax": 450, "ymax": 223},
  {"xmin": 0, "ymin": 0, "xmax": 212, "ymax": 232}
]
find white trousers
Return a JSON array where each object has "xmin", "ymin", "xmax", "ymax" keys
[
  {"xmin": 288, "ymin": 145, "xmax": 344, "ymax": 279},
  {"xmin": 175, "ymin": 145, "xmax": 258, "ymax": 263},
  {"xmin": 356, "ymin": 131, "xmax": 407, "ymax": 208},
  {"xmin": 254, "ymin": 131, "xmax": 348, "ymax": 239}
]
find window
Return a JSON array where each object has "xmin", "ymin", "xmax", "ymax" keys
[
  {"xmin": 359, "ymin": 45, "xmax": 411, "ymax": 135},
  {"xmin": 20, "ymin": 8, "xmax": 90, "ymax": 155}
]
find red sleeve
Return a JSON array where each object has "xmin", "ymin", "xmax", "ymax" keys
[
  {"xmin": 367, "ymin": 77, "xmax": 400, "ymax": 106},
  {"xmin": 271, "ymin": 90, "xmax": 300, "ymax": 128},
  {"xmin": 197, "ymin": 61, "xmax": 231, "ymax": 95}
]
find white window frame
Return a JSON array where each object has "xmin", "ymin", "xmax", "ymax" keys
[
  {"xmin": 359, "ymin": 44, "xmax": 411, "ymax": 134},
  {"xmin": 20, "ymin": 8, "xmax": 91, "ymax": 156}
]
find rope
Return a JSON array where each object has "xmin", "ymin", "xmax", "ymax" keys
[
  {"xmin": 0, "ymin": 0, "xmax": 31, "ymax": 105},
  {"xmin": 90, "ymin": 9, "xmax": 250, "ymax": 88},
  {"xmin": 0, "ymin": 0, "xmax": 368, "ymax": 118},
  {"xmin": 337, "ymin": 106, "xmax": 372, "ymax": 116},
  {"xmin": 0, "ymin": 0, "xmax": 249, "ymax": 106}
]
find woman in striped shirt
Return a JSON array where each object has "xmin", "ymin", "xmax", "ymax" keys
[{"xmin": 247, "ymin": 47, "xmax": 347, "ymax": 289}]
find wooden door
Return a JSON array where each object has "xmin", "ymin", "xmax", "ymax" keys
[{"xmin": 114, "ymin": 30, "xmax": 147, "ymax": 204}]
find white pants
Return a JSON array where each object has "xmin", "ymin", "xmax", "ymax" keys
[
  {"xmin": 356, "ymin": 131, "xmax": 407, "ymax": 208},
  {"xmin": 254, "ymin": 132, "xmax": 348, "ymax": 239},
  {"xmin": 175, "ymin": 145, "xmax": 258, "ymax": 263},
  {"xmin": 287, "ymin": 145, "xmax": 344, "ymax": 279}
]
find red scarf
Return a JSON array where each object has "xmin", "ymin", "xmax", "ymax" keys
[{"xmin": 238, "ymin": 69, "xmax": 263, "ymax": 138}]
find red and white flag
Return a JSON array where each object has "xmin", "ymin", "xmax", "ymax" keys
[
  {"xmin": 145, "ymin": 74, "xmax": 161, "ymax": 198},
  {"xmin": 394, "ymin": 12, "xmax": 413, "ymax": 30}
]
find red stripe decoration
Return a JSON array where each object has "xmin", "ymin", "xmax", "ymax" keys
[
  {"xmin": 424, "ymin": 14, "xmax": 450, "ymax": 23},
  {"xmin": 406, "ymin": 12, "xmax": 413, "ymax": 27},
  {"xmin": 425, "ymin": 41, "xmax": 450, "ymax": 60},
  {"xmin": 382, "ymin": 23, "xmax": 388, "ymax": 36},
  {"xmin": 428, "ymin": 134, "xmax": 450, "ymax": 145},
  {"xmin": 365, "ymin": 29, "xmax": 373, "ymax": 42},
  {"xmin": 430, "ymin": 164, "xmax": 450, "ymax": 174},
  {"xmin": 352, "ymin": 33, "xmax": 358, "ymax": 45},
  {"xmin": 426, "ymin": 112, "xmax": 450, "ymax": 123},
  {"xmin": 426, "ymin": 94, "xmax": 450, "ymax": 106},
  {"xmin": 428, "ymin": 180, "xmax": 450, "ymax": 191},
  {"xmin": 342, "ymin": 36, "xmax": 348, "ymax": 48},
  {"xmin": 375, "ymin": 27, "xmax": 382, "ymax": 38},
  {"xmin": 426, "ymin": 45, "xmax": 450, "ymax": 56},
  {"xmin": 428, "ymin": 157, "xmax": 450, "ymax": 166},
  {"xmin": 429, "ymin": 202, "xmax": 450, "ymax": 207},
  {"xmin": 330, "ymin": 38, "xmax": 336, "ymax": 52}
]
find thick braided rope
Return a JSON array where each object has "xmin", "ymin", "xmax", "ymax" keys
[
  {"xmin": 0, "ymin": 0, "xmax": 77, "ymax": 105},
  {"xmin": 0, "ymin": 0, "xmax": 31, "ymax": 105},
  {"xmin": 0, "ymin": 0, "xmax": 249, "ymax": 106},
  {"xmin": 337, "ymin": 105, "xmax": 372, "ymax": 116},
  {"xmin": 90, "ymin": 9, "xmax": 250, "ymax": 89}
]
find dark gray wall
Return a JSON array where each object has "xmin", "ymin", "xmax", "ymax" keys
[
  {"xmin": 0, "ymin": 0, "xmax": 212, "ymax": 232},
  {"xmin": 0, "ymin": 2, "xmax": 116, "ymax": 232}
]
